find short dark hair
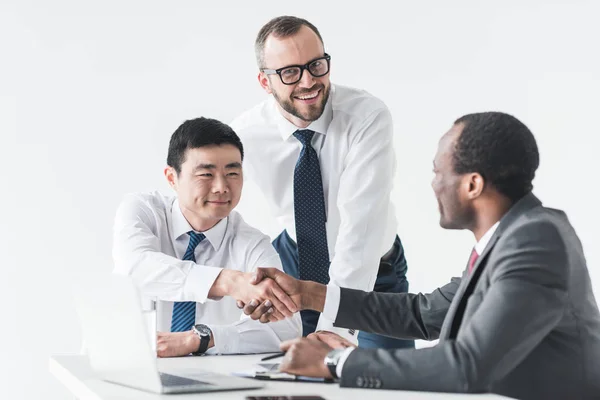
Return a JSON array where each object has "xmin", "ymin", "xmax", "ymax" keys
[
  {"xmin": 167, "ymin": 117, "xmax": 244, "ymax": 174},
  {"xmin": 255, "ymin": 16, "xmax": 324, "ymax": 68},
  {"xmin": 453, "ymin": 112, "xmax": 539, "ymax": 202}
]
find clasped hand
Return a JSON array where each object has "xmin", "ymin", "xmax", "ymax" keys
[{"xmin": 235, "ymin": 267, "xmax": 303, "ymax": 323}]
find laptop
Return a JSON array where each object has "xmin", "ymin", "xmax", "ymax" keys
[{"xmin": 72, "ymin": 273, "xmax": 264, "ymax": 394}]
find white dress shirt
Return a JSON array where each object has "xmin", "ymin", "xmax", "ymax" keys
[
  {"xmin": 231, "ymin": 84, "xmax": 398, "ymax": 341},
  {"xmin": 325, "ymin": 221, "xmax": 502, "ymax": 377},
  {"xmin": 112, "ymin": 191, "xmax": 302, "ymax": 354}
]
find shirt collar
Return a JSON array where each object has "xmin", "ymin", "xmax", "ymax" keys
[
  {"xmin": 171, "ymin": 198, "xmax": 228, "ymax": 251},
  {"xmin": 270, "ymin": 85, "xmax": 334, "ymax": 141},
  {"xmin": 474, "ymin": 221, "xmax": 500, "ymax": 255}
]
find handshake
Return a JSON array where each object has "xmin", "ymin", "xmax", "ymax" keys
[{"xmin": 231, "ymin": 267, "xmax": 325, "ymax": 323}]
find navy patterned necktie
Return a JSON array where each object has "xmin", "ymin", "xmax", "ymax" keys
[
  {"xmin": 293, "ymin": 129, "xmax": 330, "ymax": 284},
  {"xmin": 170, "ymin": 231, "xmax": 205, "ymax": 332}
]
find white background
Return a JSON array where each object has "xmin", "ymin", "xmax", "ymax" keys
[{"xmin": 1, "ymin": 1, "xmax": 599, "ymax": 399}]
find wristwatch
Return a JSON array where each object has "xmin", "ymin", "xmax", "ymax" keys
[
  {"xmin": 324, "ymin": 348, "xmax": 346, "ymax": 379},
  {"xmin": 191, "ymin": 324, "xmax": 212, "ymax": 355}
]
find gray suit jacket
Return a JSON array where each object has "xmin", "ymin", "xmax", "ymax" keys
[{"xmin": 336, "ymin": 193, "xmax": 600, "ymax": 399}]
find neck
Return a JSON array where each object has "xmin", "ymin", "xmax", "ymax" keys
[
  {"xmin": 275, "ymin": 102, "xmax": 311, "ymax": 129},
  {"xmin": 470, "ymin": 196, "xmax": 512, "ymax": 241}
]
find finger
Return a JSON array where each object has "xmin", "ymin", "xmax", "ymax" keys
[
  {"xmin": 258, "ymin": 308, "xmax": 274, "ymax": 324},
  {"xmin": 250, "ymin": 300, "xmax": 272, "ymax": 320},
  {"xmin": 306, "ymin": 333, "xmax": 322, "ymax": 342},
  {"xmin": 266, "ymin": 291, "xmax": 293, "ymax": 318},
  {"xmin": 270, "ymin": 283, "xmax": 298, "ymax": 314},
  {"xmin": 270, "ymin": 307, "xmax": 286, "ymax": 321},
  {"xmin": 236, "ymin": 300, "xmax": 245, "ymax": 309},
  {"xmin": 242, "ymin": 299, "xmax": 259, "ymax": 316},
  {"xmin": 267, "ymin": 313, "xmax": 279, "ymax": 323}
]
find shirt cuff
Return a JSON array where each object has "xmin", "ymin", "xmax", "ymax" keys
[
  {"xmin": 203, "ymin": 324, "xmax": 238, "ymax": 354},
  {"xmin": 323, "ymin": 283, "xmax": 341, "ymax": 321},
  {"xmin": 184, "ymin": 266, "xmax": 223, "ymax": 303},
  {"xmin": 336, "ymin": 347, "xmax": 356, "ymax": 378}
]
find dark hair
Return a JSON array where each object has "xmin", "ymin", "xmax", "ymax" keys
[
  {"xmin": 255, "ymin": 16, "xmax": 324, "ymax": 68},
  {"xmin": 453, "ymin": 112, "xmax": 539, "ymax": 202},
  {"xmin": 167, "ymin": 117, "xmax": 244, "ymax": 174}
]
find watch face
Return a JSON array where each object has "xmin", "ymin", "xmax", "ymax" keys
[
  {"xmin": 327, "ymin": 348, "xmax": 345, "ymax": 362},
  {"xmin": 195, "ymin": 324, "xmax": 211, "ymax": 336}
]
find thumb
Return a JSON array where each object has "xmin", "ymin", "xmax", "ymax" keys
[
  {"xmin": 250, "ymin": 268, "xmax": 267, "ymax": 285},
  {"xmin": 259, "ymin": 267, "xmax": 283, "ymax": 281}
]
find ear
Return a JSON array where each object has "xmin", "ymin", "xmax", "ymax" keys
[
  {"xmin": 257, "ymin": 72, "xmax": 273, "ymax": 94},
  {"xmin": 466, "ymin": 173, "xmax": 485, "ymax": 199},
  {"xmin": 164, "ymin": 166, "xmax": 178, "ymax": 189}
]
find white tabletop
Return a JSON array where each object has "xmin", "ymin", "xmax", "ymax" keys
[{"xmin": 49, "ymin": 354, "xmax": 513, "ymax": 400}]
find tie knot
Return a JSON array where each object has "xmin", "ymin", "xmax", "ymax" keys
[
  {"xmin": 187, "ymin": 231, "xmax": 206, "ymax": 248},
  {"xmin": 293, "ymin": 129, "xmax": 315, "ymax": 146}
]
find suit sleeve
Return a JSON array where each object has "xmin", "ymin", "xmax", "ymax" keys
[
  {"xmin": 339, "ymin": 220, "xmax": 568, "ymax": 392},
  {"xmin": 335, "ymin": 278, "xmax": 460, "ymax": 341}
]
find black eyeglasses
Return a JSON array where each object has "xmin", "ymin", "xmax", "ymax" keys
[{"xmin": 261, "ymin": 53, "xmax": 331, "ymax": 85}]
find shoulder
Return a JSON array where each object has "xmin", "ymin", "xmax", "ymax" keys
[
  {"xmin": 230, "ymin": 99, "xmax": 277, "ymax": 139},
  {"xmin": 502, "ymin": 204, "xmax": 571, "ymax": 249},
  {"xmin": 226, "ymin": 210, "xmax": 273, "ymax": 248},
  {"xmin": 331, "ymin": 84, "xmax": 390, "ymax": 122},
  {"xmin": 492, "ymin": 202, "xmax": 575, "ymax": 282},
  {"xmin": 117, "ymin": 191, "xmax": 174, "ymax": 219},
  {"xmin": 329, "ymin": 84, "xmax": 393, "ymax": 143}
]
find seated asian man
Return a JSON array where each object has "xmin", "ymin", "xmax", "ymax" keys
[{"xmin": 112, "ymin": 117, "xmax": 301, "ymax": 356}]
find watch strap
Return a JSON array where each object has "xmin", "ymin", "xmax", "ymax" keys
[
  {"xmin": 325, "ymin": 348, "xmax": 345, "ymax": 379},
  {"xmin": 192, "ymin": 325, "xmax": 211, "ymax": 355}
]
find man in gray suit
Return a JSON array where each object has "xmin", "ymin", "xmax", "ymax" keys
[{"xmin": 240, "ymin": 112, "xmax": 600, "ymax": 399}]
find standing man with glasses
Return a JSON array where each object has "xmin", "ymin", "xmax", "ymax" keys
[{"xmin": 231, "ymin": 15, "xmax": 414, "ymax": 350}]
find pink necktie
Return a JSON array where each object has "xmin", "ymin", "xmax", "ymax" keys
[{"xmin": 468, "ymin": 248, "xmax": 479, "ymax": 274}]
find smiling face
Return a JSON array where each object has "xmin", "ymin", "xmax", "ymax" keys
[
  {"xmin": 258, "ymin": 25, "xmax": 331, "ymax": 128},
  {"xmin": 165, "ymin": 144, "xmax": 243, "ymax": 231}
]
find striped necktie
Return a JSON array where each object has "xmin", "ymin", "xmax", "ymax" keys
[
  {"xmin": 170, "ymin": 231, "xmax": 205, "ymax": 332},
  {"xmin": 293, "ymin": 129, "xmax": 330, "ymax": 284}
]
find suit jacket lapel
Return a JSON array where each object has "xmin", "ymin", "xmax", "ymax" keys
[
  {"xmin": 439, "ymin": 193, "xmax": 543, "ymax": 340},
  {"xmin": 439, "ymin": 233, "xmax": 500, "ymax": 339}
]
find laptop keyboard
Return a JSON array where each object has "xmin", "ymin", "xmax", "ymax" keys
[{"xmin": 159, "ymin": 372, "xmax": 212, "ymax": 387}]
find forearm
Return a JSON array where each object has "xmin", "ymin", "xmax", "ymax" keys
[
  {"xmin": 340, "ymin": 344, "xmax": 471, "ymax": 392},
  {"xmin": 208, "ymin": 269, "xmax": 244, "ymax": 298},
  {"xmin": 335, "ymin": 280, "xmax": 459, "ymax": 341},
  {"xmin": 299, "ymin": 280, "xmax": 327, "ymax": 312},
  {"xmin": 329, "ymin": 197, "xmax": 393, "ymax": 292},
  {"xmin": 114, "ymin": 249, "xmax": 222, "ymax": 303}
]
